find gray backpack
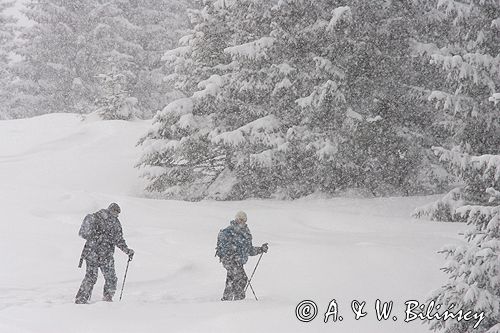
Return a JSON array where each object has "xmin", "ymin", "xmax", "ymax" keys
[{"xmin": 79, "ymin": 214, "xmax": 95, "ymax": 240}]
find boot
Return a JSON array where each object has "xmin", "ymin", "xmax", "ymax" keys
[
  {"xmin": 102, "ymin": 295, "xmax": 113, "ymax": 302},
  {"xmin": 75, "ymin": 297, "xmax": 88, "ymax": 304}
]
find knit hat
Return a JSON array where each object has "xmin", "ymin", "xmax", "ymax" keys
[
  {"xmin": 108, "ymin": 203, "xmax": 121, "ymax": 214},
  {"xmin": 235, "ymin": 211, "xmax": 247, "ymax": 222}
]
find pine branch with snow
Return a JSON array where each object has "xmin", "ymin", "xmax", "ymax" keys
[{"xmin": 415, "ymin": 148, "xmax": 500, "ymax": 222}]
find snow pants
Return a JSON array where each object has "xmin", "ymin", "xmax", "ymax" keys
[
  {"xmin": 222, "ymin": 260, "xmax": 248, "ymax": 301},
  {"xmin": 75, "ymin": 257, "xmax": 117, "ymax": 303}
]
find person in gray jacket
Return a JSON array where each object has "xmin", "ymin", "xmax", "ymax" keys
[
  {"xmin": 75, "ymin": 203, "xmax": 134, "ymax": 304},
  {"xmin": 216, "ymin": 211, "xmax": 268, "ymax": 301}
]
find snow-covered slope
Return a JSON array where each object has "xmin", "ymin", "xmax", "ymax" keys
[{"xmin": 0, "ymin": 114, "xmax": 465, "ymax": 333}]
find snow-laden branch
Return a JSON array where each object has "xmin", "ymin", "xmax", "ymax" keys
[
  {"xmin": 327, "ymin": 6, "xmax": 352, "ymax": 31},
  {"xmin": 224, "ymin": 37, "xmax": 275, "ymax": 60},
  {"xmin": 210, "ymin": 115, "xmax": 282, "ymax": 147}
]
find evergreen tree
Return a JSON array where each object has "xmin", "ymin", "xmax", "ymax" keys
[
  {"xmin": 89, "ymin": 0, "xmax": 143, "ymax": 119},
  {"xmin": 12, "ymin": 0, "xmax": 100, "ymax": 116},
  {"xmin": 138, "ymin": 0, "xmax": 433, "ymax": 200},
  {"xmin": 89, "ymin": 0, "xmax": 192, "ymax": 119},
  {"xmin": 414, "ymin": 5, "xmax": 500, "ymax": 329},
  {"xmin": 414, "ymin": 0, "xmax": 500, "ymax": 220},
  {"xmin": 330, "ymin": 0, "xmax": 432, "ymax": 195},
  {"xmin": 424, "ymin": 149, "xmax": 500, "ymax": 333},
  {"xmin": 0, "ymin": 0, "xmax": 18, "ymax": 119},
  {"xmin": 162, "ymin": 0, "xmax": 232, "ymax": 95},
  {"xmin": 95, "ymin": 51, "xmax": 138, "ymax": 120},
  {"xmin": 137, "ymin": 0, "xmax": 233, "ymax": 199},
  {"xmin": 127, "ymin": 0, "xmax": 192, "ymax": 116},
  {"xmin": 418, "ymin": 0, "xmax": 500, "ymax": 155},
  {"xmin": 0, "ymin": 0, "xmax": 17, "ymax": 119},
  {"xmin": 11, "ymin": 0, "xmax": 190, "ymax": 119},
  {"xmin": 262, "ymin": 0, "xmax": 350, "ymax": 198}
]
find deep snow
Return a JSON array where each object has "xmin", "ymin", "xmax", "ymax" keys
[{"xmin": 0, "ymin": 114, "xmax": 466, "ymax": 332}]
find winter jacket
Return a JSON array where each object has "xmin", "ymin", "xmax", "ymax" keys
[
  {"xmin": 79, "ymin": 209, "xmax": 130, "ymax": 265},
  {"xmin": 216, "ymin": 220, "xmax": 262, "ymax": 265}
]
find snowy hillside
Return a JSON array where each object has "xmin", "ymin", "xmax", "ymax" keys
[{"xmin": 0, "ymin": 114, "xmax": 466, "ymax": 333}]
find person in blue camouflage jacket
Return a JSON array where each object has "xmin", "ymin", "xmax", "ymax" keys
[
  {"xmin": 75, "ymin": 203, "xmax": 134, "ymax": 304},
  {"xmin": 216, "ymin": 211, "xmax": 268, "ymax": 301}
]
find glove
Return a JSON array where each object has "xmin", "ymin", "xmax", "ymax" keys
[
  {"xmin": 127, "ymin": 248, "xmax": 135, "ymax": 261},
  {"xmin": 261, "ymin": 243, "xmax": 268, "ymax": 253}
]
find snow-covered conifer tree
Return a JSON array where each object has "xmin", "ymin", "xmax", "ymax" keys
[
  {"xmin": 89, "ymin": 1, "xmax": 143, "ymax": 120},
  {"xmin": 414, "ymin": 0, "xmax": 500, "ymax": 220},
  {"xmin": 11, "ymin": 0, "xmax": 190, "ymax": 118},
  {"xmin": 137, "ymin": 0, "xmax": 233, "ymax": 199},
  {"xmin": 138, "ymin": 0, "xmax": 437, "ymax": 200},
  {"xmin": 414, "ymin": 6, "xmax": 500, "ymax": 329},
  {"xmin": 214, "ymin": 0, "xmax": 431, "ymax": 198},
  {"xmin": 0, "ymin": 0, "xmax": 16, "ymax": 119},
  {"xmin": 420, "ymin": 0, "xmax": 500, "ymax": 155},
  {"xmin": 126, "ymin": 0, "xmax": 192, "ymax": 116},
  {"xmin": 12, "ymin": 0, "xmax": 101, "ymax": 116},
  {"xmin": 338, "ymin": 0, "xmax": 434, "ymax": 195},
  {"xmin": 265, "ymin": 0, "xmax": 351, "ymax": 197},
  {"xmin": 90, "ymin": 0, "xmax": 191, "ymax": 119},
  {"xmin": 416, "ymin": 148, "xmax": 499, "ymax": 222},
  {"xmin": 95, "ymin": 51, "xmax": 138, "ymax": 121},
  {"xmin": 425, "ymin": 149, "xmax": 500, "ymax": 333}
]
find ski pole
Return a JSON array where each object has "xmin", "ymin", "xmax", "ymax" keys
[
  {"xmin": 245, "ymin": 252, "xmax": 264, "ymax": 296},
  {"xmin": 247, "ymin": 281, "xmax": 258, "ymax": 301},
  {"xmin": 119, "ymin": 257, "xmax": 131, "ymax": 301}
]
